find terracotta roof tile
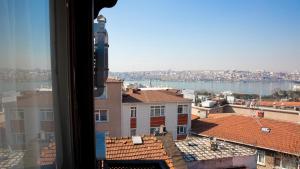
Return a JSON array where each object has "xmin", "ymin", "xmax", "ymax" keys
[
  {"xmin": 106, "ymin": 136, "xmax": 174, "ymax": 169},
  {"xmin": 38, "ymin": 142, "xmax": 56, "ymax": 166},
  {"xmin": 192, "ymin": 115, "xmax": 300, "ymax": 156},
  {"xmin": 123, "ymin": 90, "xmax": 192, "ymax": 103}
]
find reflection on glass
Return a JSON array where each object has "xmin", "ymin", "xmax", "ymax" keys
[{"xmin": 0, "ymin": 0, "xmax": 56, "ymax": 168}]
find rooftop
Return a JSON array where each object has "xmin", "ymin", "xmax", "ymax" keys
[
  {"xmin": 106, "ymin": 136, "xmax": 174, "ymax": 169},
  {"xmin": 0, "ymin": 149, "xmax": 24, "ymax": 168},
  {"xmin": 123, "ymin": 89, "xmax": 192, "ymax": 103},
  {"xmin": 38, "ymin": 142, "xmax": 56, "ymax": 166},
  {"xmin": 192, "ymin": 115, "xmax": 300, "ymax": 156},
  {"xmin": 175, "ymin": 136, "xmax": 255, "ymax": 162}
]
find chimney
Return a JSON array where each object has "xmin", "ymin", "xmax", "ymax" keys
[{"xmin": 257, "ymin": 111, "xmax": 264, "ymax": 118}]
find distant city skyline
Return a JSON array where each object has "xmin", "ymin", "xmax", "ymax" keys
[{"xmin": 0, "ymin": 0, "xmax": 299, "ymax": 72}]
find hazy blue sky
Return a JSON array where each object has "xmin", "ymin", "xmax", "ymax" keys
[
  {"xmin": 0, "ymin": 0, "xmax": 50, "ymax": 70},
  {"xmin": 102, "ymin": 0, "xmax": 300, "ymax": 72},
  {"xmin": 0, "ymin": 0, "xmax": 299, "ymax": 72}
]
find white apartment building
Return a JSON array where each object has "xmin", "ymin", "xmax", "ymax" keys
[{"xmin": 122, "ymin": 89, "xmax": 192, "ymax": 140}]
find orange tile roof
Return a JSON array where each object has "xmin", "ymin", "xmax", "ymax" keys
[
  {"xmin": 192, "ymin": 115, "xmax": 300, "ymax": 156},
  {"xmin": 259, "ymin": 101, "xmax": 300, "ymax": 107},
  {"xmin": 106, "ymin": 136, "xmax": 174, "ymax": 169},
  {"xmin": 191, "ymin": 114, "xmax": 199, "ymax": 120},
  {"xmin": 123, "ymin": 90, "xmax": 192, "ymax": 103},
  {"xmin": 38, "ymin": 142, "xmax": 56, "ymax": 166}
]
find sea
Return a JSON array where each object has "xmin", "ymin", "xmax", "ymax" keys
[
  {"xmin": 0, "ymin": 80, "xmax": 295, "ymax": 96},
  {"xmin": 124, "ymin": 80, "xmax": 295, "ymax": 96}
]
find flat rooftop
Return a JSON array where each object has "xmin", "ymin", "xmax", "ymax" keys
[
  {"xmin": 0, "ymin": 149, "xmax": 24, "ymax": 168},
  {"xmin": 175, "ymin": 136, "xmax": 255, "ymax": 162}
]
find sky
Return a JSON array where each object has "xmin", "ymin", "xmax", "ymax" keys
[
  {"xmin": 0, "ymin": 0, "xmax": 50, "ymax": 70},
  {"xmin": 0, "ymin": 0, "xmax": 299, "ymax": 72}
]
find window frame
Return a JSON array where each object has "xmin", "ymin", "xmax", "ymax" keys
[
  {"xmin": 150, "ymin": 127, "xmax": 160, "ymax": 135},
  {"xmin": 11, "ymin": 109, "xmax": 25, "ymax": 120},
  {"xmin": 40, "ymin": 108, "xmax": 54, "ymax": 121},
  {"xmin": 150, "ymin": 105, "xmax": 165, "ymax": 117},
  {"xmin": 12, "ymin": 132, "xmax": 25, "ymax": 145},
  {"xmin": 177, "ymin": 125, "xmax": 187, "ymax": 135},
  {"xmin": 130, "ymin": 128, "xmax": 136, "ymax": 136},
  {"xmin": 178, "ymin": 105, "xmax": 188, "ymax": 114},
  {"xmin": 257, "ymin": 150, "xmax": 266, "ymax": 165},
  {"xmin": 130, "ymin": 106, "xmax": 137, "ymax": 118},
  {"xmin": 95, "ymin": 109, "xmax": 109, "ymax": 122}
]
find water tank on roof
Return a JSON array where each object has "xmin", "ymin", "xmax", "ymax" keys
[{"xmin": 202, "ymin": 100, "xmax": 216, "ymax": 108}]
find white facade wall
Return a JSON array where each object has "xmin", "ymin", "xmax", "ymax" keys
[{"xmin": 122, "ymin": 102, "xmax": 192, "ymax": 140}]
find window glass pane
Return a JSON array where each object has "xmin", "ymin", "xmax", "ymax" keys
[
  {"xmin": 274, "ymin": 157, "xmax": 281, "ymax": 167},
  {"xmin": 0, "ymin": 1, "xmax": 57, "ymax": 168}
]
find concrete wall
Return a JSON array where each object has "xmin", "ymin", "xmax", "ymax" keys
[
  {"xmin": 122, "ymin": 102, "xmax": 191, "ymax": 140},
  {"xmin": 192, "ymin": 106, "xmax": 224, "ymax": 118},
  {"xmin": 225, "ymin": 105, "xmax": 300, "ymax": 123},
  {"xmin": 95, "ymin": 82, "xmax": 122, "ymax": 137},
  {"xmin": 187, "ymin": 155, "xmax": 256, "ymax": 169},
  {"xmin": 256, "ymin": 150, "xmax": 298, "ymax": 169}
]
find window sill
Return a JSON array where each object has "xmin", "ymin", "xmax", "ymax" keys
[
  {"xmin": 177, "ymin": 133, "xmax": 187, "ymax": 135},
  {"xmin": 96, "ymin": 121, "xmax": 109, "ymax": 123},
  {"xmin": 257, "ymin": 163, "xmax": 266, "ymax": 166}
]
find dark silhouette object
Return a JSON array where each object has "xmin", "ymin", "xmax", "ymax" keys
[{"xmin": 94, "ymin": 0, "xmax": 118, "ymax": 19}]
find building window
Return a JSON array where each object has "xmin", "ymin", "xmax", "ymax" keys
[
  {"xmin": 178, "ymin": 105, "xmax": 188, "ymax": 114},
  {"xmin": 95, "ymin": 110, "xmax": 108, "ymax": 122},
  {"xmin": 274, "ymin": 156, "xmax": 281, "ymax": 168},
  {"xmin": 177, "ymin": 125, "xmax": 187, "ymax": 135},
  {"xmin": 130, "ymin": 107, "xmax": 136, "ymax": 118},
  {"xmin": 150, "ymin": 127, "xmax": 160, "ymax": 135},
  {"xmin": 150, "ymin": 106, "xmax": 165, "ymax": 117},
  {"xmin": 40, "ymin": 109, "xmax": 54, "ymax": 121},
  {"xmin": 11, "ymin": 109, "xmax": 24, "ymax": 120},
  {"xmin": 257, "ymin": 150, "xmax": 265, "ymax": 165},
  {"xmin": 12, "ymin": 133, "xmax": 25, "ymax": 145},
  {"xmin": 130, "ymin": 128, "xmax": 136, "ymax": 136}
]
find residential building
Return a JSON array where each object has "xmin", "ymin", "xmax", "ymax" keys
[
  {"xmin": 175, "ymin": 136, "xmax": 257, "ymax": 169},
  {"xmin": 192, "ymin": 115, "xmax": 300, "ymax": 169},
  {"xmin": 94, "ymin": 78, "xmax": 123, "ymax": 137},
  {"xmin": 122, "ymin": 88, "xmax": 192, "ymax": 140},
  {"xmin": 2, "ymin": 90, "xmax": 54, "ymax": 149}
]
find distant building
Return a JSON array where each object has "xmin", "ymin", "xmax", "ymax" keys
[
  {"xmin": 94, "ymin": 78, "xmax": 123, "ymax": 137},
  {"xmin": 192, "ymin": 115, "xmax": 300, "ymax": 169},
  {"xmin": 2, "ymin": 90, "xmax": 54, "ymax": 149},
  {"xmin": 293, "ymin": 84, "xmax": 300, "ymax": 91},
  {"xmin": 122, "ymin": 89, "xmax": 192, "ymax": 140}
]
